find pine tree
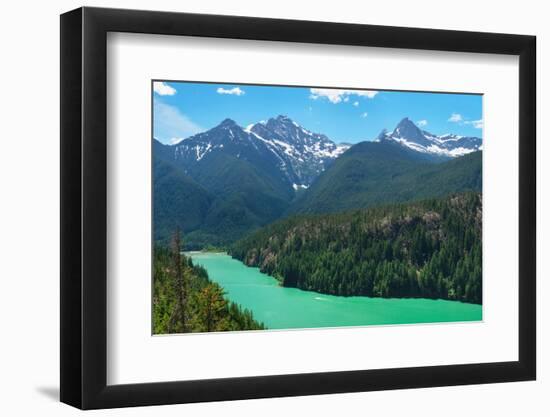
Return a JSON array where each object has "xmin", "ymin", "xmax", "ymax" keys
[
  {"xmin": 169, "ymin": 227, "xmax": 188, "ymax": 332},
  {"xmin": 231, "ymin": 193, "xmax": 482, "ymax": 304},
  {"xmin": 192, "ymin": 283, "xmax": 230, "ymax": 332}
]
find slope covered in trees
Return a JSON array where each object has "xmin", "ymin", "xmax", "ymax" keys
[
  {"xmin": 154, "ymin": 134, "xmax": 482, "ymax": 250},
  {"xmin": 153, "ymin": 158, "xmax": 214, "ymax": 244},
  {"xmin": 154, "ymin": 139, "xmax": 292, "ymax": 248},
  {"xmin": 231, "ymin": 192, "xmax": 482, "ymax": 304},
  {"xmin": 288, "ymin": 142, "xmax": 482, "ymax": 215},
  {"xmin": 154, "ymin": 230, "xmax": 265, "ymax": 333}
]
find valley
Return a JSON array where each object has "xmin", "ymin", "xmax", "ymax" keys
[
  {"xmin": 153, "ymin": 116, "xmax": 482, "ymax": 248},
  {"xmin": 188, "ymin": 252, "xmax": 482, "ymax": 330},
  {"xmin": 153, "ymin": 111, "xmax": 483, "ymax": 333},
  {"xmin": 231, "ymin": 192, "xmax": 482, "ymax": 304}
]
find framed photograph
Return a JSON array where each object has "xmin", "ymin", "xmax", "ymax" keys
[{"xmin": 60, "ymin": 7, "xmax": 536, "ymax": 409}]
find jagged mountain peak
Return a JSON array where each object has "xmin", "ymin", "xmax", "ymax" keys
[
  {"xmin": 218, "ymin": 118, "xmax": 240, "ymax": 128},
  {"xmin": 268, "ymin": 115, "xmax": 299, "ymax": 127},
  {"xmin": 167, "ymin": 114, "xmax": 350, "ymax": 189},
  {"xmin": 376, "ymin": 128, "xmax": 388, "ymax": 141},
  {"xmin": 263, "ymin": 115, "xmax": 304, "ymax": 135},
  {"xmin": 392, "ymin": 117, "xmax": 427, "ymax": 143},
  {"xmin": 380, "ymin": 118, "xmax": 482, "ymax": 159},
  {"xmin": 395, "ymin": 117, "xmax": 414, "ymax": 128}
]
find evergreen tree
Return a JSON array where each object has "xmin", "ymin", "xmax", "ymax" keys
[
  {"xmin": 231, "ymin": 192, "xmax": 482, "ymax": 304},
  {"xmin": 153, "ymin": 236, "xmax": 265, "ymax": 334},
  {"xmin": 169, "ymin": 228, "xmax": 188, "ymax": 332}
]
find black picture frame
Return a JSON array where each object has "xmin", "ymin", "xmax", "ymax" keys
[{"xmin": 60, "ymin": 6, "xmax": 536, "ymax": 410}]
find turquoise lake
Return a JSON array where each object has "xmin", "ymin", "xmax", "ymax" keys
[{"xmin": 188, "ymin": 252, "xmax": 482, "ymax": 330}]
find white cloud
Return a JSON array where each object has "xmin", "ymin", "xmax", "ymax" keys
[
  {"xmin": 447, "ymin": 112, "xmax": 483, "ymax": 129},
  {"xmin": 343, "ymin": 97, "xmax": 350, "ymax": 102},
  {"xmin": 217, "ymin": 87, "xmax": 245, "ymax": 96},
  {"xmin": 417, "ymin": 119, "xmax": 428, "ymax": 127},
  {"xmin": 353, "ymin": 101, "xmax": 359, "ymax": 107},
  {"xmin": 472, "ymin": 119, "xmax": 483, "ymax": 129},
  {"xmin": 154, "ymin": 100, "xmax": 203, "ymax": 143},
  {"xmin": 448, "ymin": 113, "xmax": 463, "ymax": 123},
  {"xmin": 361, "ymin": 112, "xmax": 368, "ymax": 118},
  {"xmin": 465, "ymin": 119, "xmax": 484, "ymax": 129},
  {"xmin": 309, "ymin": 88, "xmax": 378, "ymax": 104},
  {"xmin": 153, "ymin": 81, "xmax": 177, "ymax": 96}
]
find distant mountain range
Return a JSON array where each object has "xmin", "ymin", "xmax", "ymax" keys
[
  {"xmin": 377, "ymin": 117, "xmax": 482, "ymax": 159},
  {"xmin": 153, "ymin": 116, "xmax": 482, "ymax": 248},
  {"xmin": 289, "ymin": 140, "xmax": 482, "ymax": 214},
  {"xmin": 165, "ymin": 115, "xmax": 349, "ymax": 190}
]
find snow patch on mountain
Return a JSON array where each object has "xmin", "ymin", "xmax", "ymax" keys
[
  {"xmin": 379, "ymin": 118, "xmax": 482, "ymax": 158},
  {"xmin": 292, "ymin": 183, "xmax": 309, "ymax": 191},
  {"xmin": 170, "ymin": 115, "xmax": 351, "ymax": 190}
]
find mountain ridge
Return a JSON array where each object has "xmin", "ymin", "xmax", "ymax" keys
[
  {"xmin": 163, "ymin": 115, "xmax": 350, "ymax": 191},
  {"xmin": 231, "ymin": 192, "xmax": 482, "ymax": 303},
  {"xmin": 377, "ymin": 117, "xmax": 482, "ymax": 159},
  {"xmin": 153, "ymin": 115, "xmax": 482, "ymax": 247},
  {"xmin": 287, "ymin": 141, "xmax": 482, "ymax": 215}
]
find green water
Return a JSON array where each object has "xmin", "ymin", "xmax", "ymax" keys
[{"xmin": 189, "ymin": 252, "xmax": 482, "ymax": 330}]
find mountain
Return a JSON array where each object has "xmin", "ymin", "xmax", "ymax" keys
[
  {"xmin": 153, "ymin": 116, "xmax": 350, "ymax": 246},
  {"xmin": 153, "ymin": 157, "xmax": 213, "ymax": 243},
  {"xmin": 153, "ymin": 115, "xmax": 481, "ymax": 248},
  {"xmin": 165, "ymin": 115, "xmax": 349, "ymax": 192},
  {"xmin": 377, "ymin": 117, "xmax": 482, "ymax": 159},
  {"xmin": 246, "ymin": 115, "xmax": 349, "ymax": 188},
  {"xmin": 288, "ymin": 140, "xmax": 482, "ymax": 214},
  {"xmin": 167, "ymin": 118, "xmax": 291, "ymax": 197},
  {"xmin": 231, "ymin": 192, "xmax": 482, "ymax": 304},
  {"xmin": 154, "ymin": 137, "xmax": 292, "ymax": 247}
]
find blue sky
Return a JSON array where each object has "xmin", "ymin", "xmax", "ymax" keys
[{"xmin": 153, "ymin": 81, "xmax": 483, "ymax": 145}]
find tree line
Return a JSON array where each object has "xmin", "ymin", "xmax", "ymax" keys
[
  {"xmin": 153, "ymin": 229, "xmax": 266, "ymax": 334},
  {"xmin": 231, "ymin": 192, "xmax": 482, "ymax": 304}
]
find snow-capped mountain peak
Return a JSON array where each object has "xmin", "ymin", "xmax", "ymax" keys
[
  {"xmin": 248, "ymin": 115, "xmax": 350, "ymax": 185},
  {"xmin": 392, "ymin": 117, "xmax": 430, "ymax": 145},
  {"xmin": 169, "ymin": 115, "xmax": 351, "ymax": 189},
  {"xmin": 380, "ymin": 118, "xmax": 482, "ymax": 158}
]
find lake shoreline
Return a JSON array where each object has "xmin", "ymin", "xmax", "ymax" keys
[
  {"xmin": 188, "ymin": 251, "xmax": 482, "ymax": 330},
  {"xmin": 187, "ymin": 250, "xmax": 481, "ymax": 306}
]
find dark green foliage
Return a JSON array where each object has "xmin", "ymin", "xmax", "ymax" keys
[
  {"xmin": 231, "ymin": 192, "xmax": 482, "ymax": 304},
  {"xmin": 196, "ymin": 153, "xmax": 291, "ymax": 242},
  {"xmin": 153, "ymin": 233, "xmax": 266, "ymax": 334},
  {"xmin": 289, "ymin": 142, "xmax": 482, "ymax": 214},
  {"xmin": 154, "ymin": 135, "xmax": 482, "ymax": 251},
  {"xmin": 153, "ymin": 140, "xmax": 292, "ymax": 248},
  {"xmin": 187, "ymin": 151, "xmax": 293, "ymax": 202},
  {"xmin": 153, "ymin": 158, "xmax": 213, "ymax": 244}
]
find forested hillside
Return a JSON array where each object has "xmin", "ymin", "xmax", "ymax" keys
[
  {"xmin": 154, "ymin": 230, "xmax": 265, "ymax": 333},
  {"xmin": 153, "ymin": 158, "xmax": 214, "ymax": 244},
  {"xmin": 153, "ymin": 115, "xmax": 482, "ymax": 252},
  {"xmin": 231, "ymin": 192, "xmax": 482, "ymax": 304},
  {"xmin": 289, "ymin": 142, "xmax": 482, "ymax": 215},
  {"xmin": 154, "ymin": 138, "xmax": 292, "ymax": 248}
]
